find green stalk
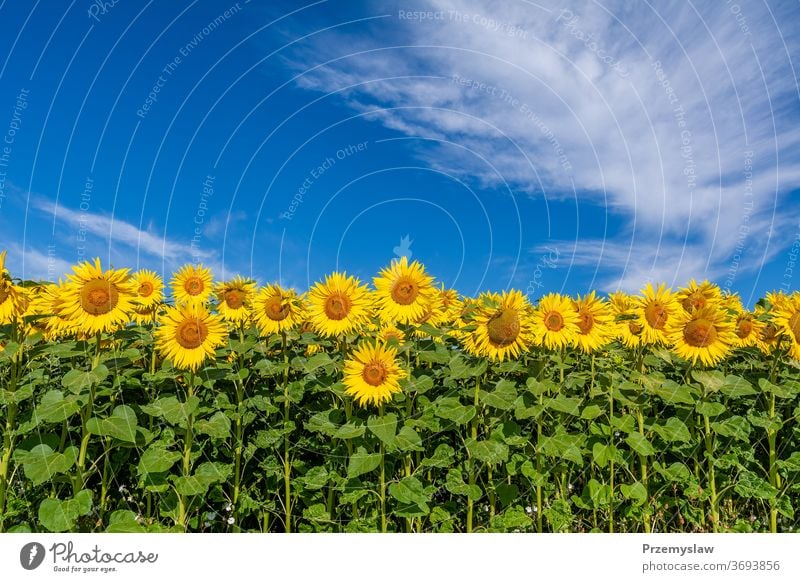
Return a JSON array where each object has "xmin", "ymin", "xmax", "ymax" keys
[
  {"xmin": 73, "ymin": 331, "xmax": 103, "ymax": 497},
  {"xmin": 608, "ymin": 376, "xmax": 615, "ymax": 533},
  {"xmin": 281, "ymin": 331, "xmax": 292, "ymax": 533},
  {"xmin": 0, "ymin": 323, "xmax": 20, "ymax": 533},
  {"xmin": 767, "ymin": 391, "xmax": 780, "ymax": 532},
  {"xmin": 379, "ymin": 405, "xmax": 387, "ymax": 533},
  {"xmin": 466, "ymin": 372, "xmax": 481, "ymax": 533},
  {"xmin": 703, "ymin": 412, "xmax": 718, "ymax": 532},
  {"xmin": 177, "ymin": 370, "xmax": 196, "ymax": 531},
  {"xmin": 232, "ymin": 330, "xmax": 246, "ymax": 532},
  {"xmin": 637, "ymin": 407, "xmax": 651, "ymax": 533}
]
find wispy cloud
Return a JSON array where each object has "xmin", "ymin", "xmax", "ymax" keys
[{"xmin": 286, "ymin": 0, "xmax": 800, "ymax": 288}]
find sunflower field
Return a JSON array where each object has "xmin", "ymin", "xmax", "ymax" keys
[{"xmin": 0, "ymin": 250, "xmax": 799, "ymax": 534}]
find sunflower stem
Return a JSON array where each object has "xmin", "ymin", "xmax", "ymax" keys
[
  {"xmin": 281, "ymin": 331, "xmax": 292, "ymax": 533},
  {"xmin": 608, "ymin": 374, "xmax": 615, "ymax": 533},
  {"xmin": 466, "ymin": 372, "xmax": 481, "ymax": 533},
  {"xmin": 379, "ymin": 404, "xmax": 387, "ymax": 533},
  {"xmin": 178, "ymin": 370, "xmax": 195, "ymax": 531},
  {"xmin": 0, "ymin": 322, "xmax": 20, "ymax": 533}
]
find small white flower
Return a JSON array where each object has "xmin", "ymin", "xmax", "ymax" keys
[
  {"xmin": 227, "ymin": 516, "xmax": 235, "ymax": 525},
  {"xmin": 135, "ymin": 513, "xmax": 143, "ymax": 523},
  {"xmin": 525, "ymin": 506, "xmax": 533, "ymax": 515},
  {"xmin": 614, "ymin": 431, "xmax": 620, "ymax": 437},
  {"xmin": 126, "ymin": 495, "xmax": 134, "ymax": 502},
  {"xmin": 568, "ymin": 484, "xmax": 574, "ymax": 491},
  {"xmin": 224, "ymin": 503, "xmax": 233, "ymax": 512},
  {"xmin": 204, "ymin": 521, "xmax": 211, "ymax": 527}
]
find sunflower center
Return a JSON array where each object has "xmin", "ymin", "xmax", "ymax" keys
[
  {"xmin": 543, "ymin": 310, "xmax": 564, "ymax": 332},
  {"xmin": 682, "ymin": 293, "xmax": 705, "ymax": 312},
  {"xmin": 683, "ymin": 318, "xmax": 717, "ymax": 348},
  {"xmin": 762, "ymin": 323, "xmax": 779, "ymax": 342},
  {"xmin": 184, "ymin": 276, "xmax": 205, "ymax": 296},
  {"xmin": 265, "ymin": 295, "xmax": 290, "ymax": 321},
  {"xmin": 0, "ymin": 284, "xmax": 9, "ymax": 304},
  {"xmin": 80, "ymin": 279, "xmax": 120, "ymax": 315},
  {"xmin": 324, "ymin": 292, "xmax": 351, "ymax": 321},
  {"xmin": 362, "ymin": 362, "xmax": 388, "ymax": 387},
  {"xmin": 735, "ymin": 317, "xmax": 753, "ymax": 339},
  {"xmin": 175, "ymin": 317, "xmax": 208, "ymax": 349},
  {"xmin": 644, "ymin": 301, "xmax": 668, "ymax": 329},
  {"xmin": 391, "ymin": 276, "xmax": 419, "ymax": 306},
  {"xmin": 577, "ymin": 310, "xmax": 594, "ymax": 334},
  {"xmin": 628, "ymin": 321, "xmax": 643, "ymax": 336},
  {"xmin": 486, "ymin": 308, "xmax": 520, "ymax": 347},
  {"xmin": 224, "ymin": 289, "xmax": 245, "ymax": 309},
  {"xmin": 788, "ymin": 312, "xmax": 800, "ymax": 341},
  {"xmin": 138, "ymin": 281, "xmax": 154, "ymax": 298}
]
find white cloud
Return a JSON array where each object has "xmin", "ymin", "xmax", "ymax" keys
[{"xmin": 286, "ymin": 0, "xmax": 800, "ymax": 288}]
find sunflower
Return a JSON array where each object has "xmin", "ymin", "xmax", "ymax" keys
[
  {"xmin": 343, "ymin": 341, "xmax": 407, "ymax": 407},
  {"xmin": 731, "ymin": 311, "xmax": 764, "ymax": 349},
  {"xmin": 131, "ymin": 270, "xmax": 164, "ymax": 311},
  {"xmin": 676, "ymin": 279, "xmax": 722, "ymax": 313},
  {"xmin": 373, "ymin": 257, "xmax": 436, "ymax": 324},
  {"xmin": 253, "ymin": 284, "xmax": 305, "ymax": 335},
  {"xmin": 532, "ymin": 292, "xmax": 580, "ymax": 350},
  {"xmin": 755, "ymin": 307, "xmax": 783, "ymax": 355},
  {"xmin": 772, "ymin": 295, "xmax": 800, "ymax": 360},
  {"xmin": 571, "ymin": 291, "xmax": 614, "ymax": 353},
  {"xmin": 155, "ymin": 304, "xmax": 227, "ymax": 371},
  {"xmin": 58, "ymin": 258, "xmax": 135, "ymax": 334},
  {"xmin": 466, "ymin": 290, "xmax": 536, "ymax": 361},
  {"xmin": 307, "ymin": 272, "xmax": 371, "ymax": 337},
  {"xmin": 377, "ymin": 322, "xmax": 406, "ymax": 345},
  {"xmin": 635, "ymin": 283, "xmax": 679, "ymax": 345},
  {"xmin": 215, "ymin": 276, "xmax": 257, "ymax": 326},
  {"xmin": 608, "ymin": 290, "xmax": 645, "ymax": 348},
  {"xmin": 667, "ymin": 306, "xmax": 737, "ymax": 367},
  {"xmin": 171, "ymin": 264, "xmax": 213, "ymax": 307},
  {"xmin": 0, "ymin": 250, "xmax": 23, "ymax": 324}
]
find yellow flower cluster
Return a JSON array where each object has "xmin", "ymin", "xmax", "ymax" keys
[{"xmin": 2, "ymin": 253, "xmax": 799, "ymax": 404}]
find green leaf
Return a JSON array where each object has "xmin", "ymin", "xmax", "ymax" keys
[
  {"xmin": 591, "ymin": 443, "xmax": 615, "ymax": 468},
  {"xmin": 347, "ymin": 447, "xmax": 382, "ymax": 479},
  {"xmin": 696, "ymin": 401, "xmax": 726, "ymax": 418},
  {"xmin": 433, "ymin": 397, "xmax": 476, "ymax": 425},
  {"xmin": 620, "ymin": 482, "xmax": 647, "ymax": 505},
  {"xmin": 394, "ymin": 426, "xmax": 423, "ymax": 452},
  {"xmin": 734, "ymin": 470, "xmax": 778, "ymax": 500},
  {"xmin": 711, "ymin": 416, "xmax": 751, "ymax": 442},
  {"xmin": 421, "ymin": 444, "xmax": 454, "ymax": 467},
  {"xmin": 173, "ymin": 462, "xmax": 231, "ymax": 496},
  {"xmin": 466, "ymin": 439, "xmax": 509, "ymax": 465},
  {"xmin": 480, "ymin": 380, "xmax": 517, "ymax": 410},
  {"xmin": 137, "ymin": 445, "xmax": 181, "ymax": 475},
  {"xmin": 105, "ymin": 510, "xmax": 147, "ymax": 533},
  {"xmin": 140, "ymin": 396, "xmax": 200, "ymax": 426},
  {"xmin": 299, "ymin": 466, "xmax": 329, "ymax": 490},
  {"xmin": 86, "ymin": 405, "xmax": 139, "ymax": 443},
  {"xmin": 539, "ymin": 431, "xmax": 585, "ymax": 465},
  {"xmin": 547, "ymin": 395, "xmax": 582, "ymax": 416},
  {"xmin": 38, "ymin": 490, "xmax": 93, "ymax": 532},
  {"xmin": 298, "ymin": 352, "xmax": 333, "ymax": 373},
  {"xmin": 692, "ymin": 370, "xmax": 725, "ymax": 393},
  {"xmin": 333, "ymin": 422, "xmax": 365, "ymax": 440},
  {"xmin": 719, "ymin": 375, "xmax": 757, "ymax": 397},
  {"xmin": 194, "ymin": 411, "xmax": 232, "ymax": 440},
  {"xmin": 34, "ymin": 390, "xmax": 81, "ymax": 424},
  {"xmin": 759, "ymin": 378, "xmax": 798, "ymax": 399},
  {"xmin": 652, "ymin": 418, "xmax": 691, "ymax": 443},
  {"xmin": 404, "ymin": 375, "xmax": 434, "ymax": 394},
  {"xmin": 583, "ymin": 478, "xmax": 610, "ymax": 508},
  {"xmin": 648, "ymin": 380, "xmax": 696, "ymax": 405},
  {"xmin": 389, "ymin": 476, "xmax": 430, "ymax": 506},
  {"xmin": 625, "ymin": 432, "xmax": 655, "ymax": 456},
  {"xmin": 62, "ymin": 364, "xmax": 109, "ymax": 394},
  {"xmin": 14, "ymin": 445, "xmax": 78, "ymax": 486},
  {"xmin": 778, "ymin": 452, "xmax": 800, "ymax": 474},
  {"xmin": 580, "ymin": 404, "xmax": 604, "ymax": 420},
  {"xmin": 368, "ymin": 413, "xmax": 397, "ymax": 446},
  {"xmin": 445, "ymin": 469, "xmax": 481, "ymax": 499}
]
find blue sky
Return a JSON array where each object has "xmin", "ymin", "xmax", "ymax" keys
[{"xmin": 0, "ymin": 0, "xmax": 799, "ymax": 304}]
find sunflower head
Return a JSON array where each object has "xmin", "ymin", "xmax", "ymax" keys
[
  {"xmin": 533, "ymin": 292, "xmax": 580, "ymax": 350},
  {"xmin": 132, "ymin": 270, "xmax": 164, "ymax": 311},
  {"xmin": 676, "ymin": 279, "xmax": 722, "ymax": 313},
  {"xmin": 58, "ymin": 258, "xmax": 135, "ymax": 334},
  {"xmin": 172, "ymin": 264, "xmax": 213, "ymax": 307},
  {"xmin": 464, "ymin": 290, "xmax": 535, "ymax": 361},
  {"xmin": 254, "ymin": 284, "xmax": 305, "ymax": 335},
  {"xmin": 155, "ymin": 304, "xmax": 227, "ymax": 371},
  {"xmin": 667, "ymin": 305, "xmax": 736, "ymax": 367},
  {"xmin": 772, "ymin": 295, "xmax": 800, "ymax": 361},
  {"xmin": 571, "ymin": 291, "xmax": 613, "ymax": 353},
  {"xmin": 215, "ymin": 276, "xmax": 257, "ymax": 326},
  {"xmin": 635, "ymin": 283, "xmax": 679, "ymax": 345},
  {"xmin": 732, "ymin": 310, "xmax": 764, "ymax": 348},
  {"xmin": 373, "ymin": 257, "xmax": 436, "ymax": 324},
  {"xmin": 343, "ymin": 341, "xmax": 407, "ymax": 407},
  {"xmin": 307, "ymin": 272, "xmax": 371, "ymax": 337}
]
